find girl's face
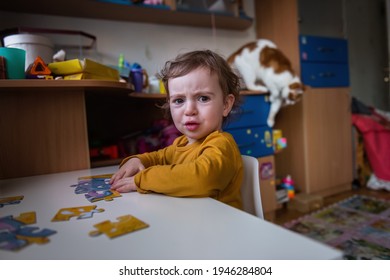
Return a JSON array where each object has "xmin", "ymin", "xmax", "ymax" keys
[{"xmin": 168, "ymin": 67, "xmax": 234, "ymax": 145}]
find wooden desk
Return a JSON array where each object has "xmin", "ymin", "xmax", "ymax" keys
[
  {"xmin": 0, "ymin": 166, "xmax": 342, "ymax": 260},
  {"xmin": 0, "ymin": 80, "xmax": 132, "ymax": 179}
]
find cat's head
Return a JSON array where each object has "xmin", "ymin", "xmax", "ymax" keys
[{"xmin": 286, "ymin": 78, "xmax": 306, "ymax": 105}]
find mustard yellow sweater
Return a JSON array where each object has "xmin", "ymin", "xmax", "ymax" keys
[{"xmin": 120, "ymin": 130, "xmax": 243, "ymax": 209}]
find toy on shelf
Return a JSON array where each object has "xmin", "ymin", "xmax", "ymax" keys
[
  {"xmin": 281, "ymin": 175, "xmax": 295, "ymax": 199},
  {"xmin": 273, "ymin": 129, "xmax": 287, "ymax": 153},
  {"xmin": 25, "ymin": 56, "xmax": 53, "ymax": 79}
]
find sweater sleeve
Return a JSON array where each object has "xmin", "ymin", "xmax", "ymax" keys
[{"xmin": 134, "ymin": 133, "xmax": 239, "ymax": 199}]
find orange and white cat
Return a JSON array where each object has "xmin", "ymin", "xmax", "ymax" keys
[{"xmin": 227, "ymin": 39, "xmax": 305, "ymax": 127}]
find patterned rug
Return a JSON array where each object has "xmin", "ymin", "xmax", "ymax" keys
[{"xmin": 284, "ymin": 195, "xmax": 390, "ymax": 259}]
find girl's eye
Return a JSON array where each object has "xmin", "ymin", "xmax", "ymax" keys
[
  {"xmin": 199, "ymin": 96, "xmax": 210, "ymax": 102},
  {"xmin": 172, "ymin": 98, "xmax": 184, "ymax": 105}
]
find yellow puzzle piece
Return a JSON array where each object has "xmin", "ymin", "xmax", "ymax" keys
[
  {"xmin": 78, "ymin": 174, "xmax": 113, "ymax": 180},
  {"xmin": 89, "ymin": 214, "xmax": 149, "ymax": 239},
  {"xmin": 52, "ymin": 205, "xmax": 104, "ymax": 221},
  {"xmin": 14, "ymin": 211, "xmax": 36, "ymax": 225}
]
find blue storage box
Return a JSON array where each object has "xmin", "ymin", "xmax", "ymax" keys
[
  {"xmin": 226, "ymin": 126, "xmax": 273, "ymax": 158},
  {"xmin": 225, "ymin": 94, "xmax": 270, "ymax": 130}
]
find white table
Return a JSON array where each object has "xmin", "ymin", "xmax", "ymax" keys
[{"xmin": 0, "ymin": 166, "xmax": 342, "ymax": 260}]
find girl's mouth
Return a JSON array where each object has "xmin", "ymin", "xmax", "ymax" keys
[{"xmin": 185, "ymin": 122, "xmax": 199, "ymax": 131}]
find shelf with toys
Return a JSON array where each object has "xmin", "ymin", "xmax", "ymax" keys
[{"xmin": 0, "ymin": 0, "xmax": 253, "ymax": 31}]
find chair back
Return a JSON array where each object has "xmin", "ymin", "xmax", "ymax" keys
[{"xmin": 241, "ymin": 155, "xmax": 264, "ymax": 219}]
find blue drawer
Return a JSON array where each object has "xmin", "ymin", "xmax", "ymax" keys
[
  {"xmin": 226, "ymin": 126, "xmax": 273, "ymax": 157},
  {"xmin": 225, "ymin": 95, "xmax": 270, "ymax": 130},
  {"xmin": 300, "ymin": 35, "xmax": 348, "ymax": 63},
  {"xmin": 301, "ymin": 62, "xmax": 350, "ymax": 87}
]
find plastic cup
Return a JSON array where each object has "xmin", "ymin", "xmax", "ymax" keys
[
  {"xmin": 130, "ymin": 68, "xmax": 145, "ymax": 92},
  {"xmin": 0, "ymin": 47, "xmax": 26, "ymax": 79}
]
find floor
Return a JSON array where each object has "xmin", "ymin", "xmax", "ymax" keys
[{"xmin": 264, "ymin": 186, "xmax": 390, "ymax": 226}]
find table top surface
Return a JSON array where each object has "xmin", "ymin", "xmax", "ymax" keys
[{"xmin": 0, "ymin": 166, "xmax": 342, "ymax": 260}]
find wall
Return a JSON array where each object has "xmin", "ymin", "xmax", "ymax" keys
[
  {"xmin": 299, "ymin": 0, "xmax": 344, "ymax": 37},
  {"xmin": 344, "ymin": 0, "xmax": 389, "ymax": 111},
  {"xmin": 0, "ymin": 0, "xmax": 257, "ymax": 77}
]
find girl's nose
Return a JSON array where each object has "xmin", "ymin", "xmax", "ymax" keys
[{"xmin": 184, "ymin": 100, "xmax": 197, "ymax": 116}]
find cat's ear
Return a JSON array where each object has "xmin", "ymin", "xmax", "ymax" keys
[{"xmin": 223, "ymin": 94, "xmax": 235, "ymax": 117}]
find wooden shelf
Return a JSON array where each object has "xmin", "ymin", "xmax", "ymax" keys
[
  {"xmin": 0, "ymin": 79, "xmax": 131, "ymax": 92},
  {"xmin": 129, "ymin": 90, "xmax": 268, "ymax": 98},
  {"xmin": 0, "ymin": 80, "xmax": 268, "ymax": 96},
  {"xmin": 0, "ymin": 1, "xmax": 253, "ymax": 30},
  {"xmin": 129, "ymin": 92, "xmax": 166, "ymax": 99}
]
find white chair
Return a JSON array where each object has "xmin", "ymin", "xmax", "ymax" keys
[{"xmin": 241, "ymin": 155, "xmax": 264, "ymax": 219}]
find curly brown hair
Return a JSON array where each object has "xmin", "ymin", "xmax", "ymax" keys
[{"xmin": 156, "ymin": 50, "xmax": 241, "ymax": 126}]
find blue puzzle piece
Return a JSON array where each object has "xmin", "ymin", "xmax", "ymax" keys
[
  {"xmin": 0, "ymin": 213, "xmax": 57, "ymax": 251},
  {"xmin": 0, "ymin": 200, "xmax": 22, "ymax": 208},
  {"xmin": 85, "ymin": 190, "xmax": 114, "ymax": 202},
  {"xmin": 70, "ymin": 177, "xmax": 121, "ymax": 202},
  {"xmin": 0, "ymin": 195, "xmax": 24, "ymax": 208},
  {"xmin": 77, "ymin": 208, "xmax": 104, "ymax": 219},
  {"xmin": 0, "ymin": 231, "xmax": 28, "ymax": 251},
  {"xmin": 16, "ymin": 226, "xmax": 57, "ymax": 238},
  {"xmin": 0, "ymin": 215, "xmax": 25, "ymax": 232},
  {"xmin": 72, "ymin": 178, "xmax": 111, "ymax": 194}
]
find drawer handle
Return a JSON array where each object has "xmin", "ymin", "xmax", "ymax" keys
[
  {"xmin": 238, "ymin": 141, "xmax": 256, "ymax": 149},
  {"xmin": 241, "ymin": 109, "xmax": 254, "ymax": 115},
  {"xmin": 230, "ymin": 109, "xmax": 254, "ymax": 116},
  {"xmin": 317, "ymin": 47, "xmax": 335, "ymax": 53},
  {"xmin": 319, "ymin": 72, "xmax": 336, "ymax": 78}
]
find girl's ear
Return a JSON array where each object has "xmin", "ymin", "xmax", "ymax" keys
[{"xmin": 223, "ymin": 94, "xmax": 235, "ymax": 117}]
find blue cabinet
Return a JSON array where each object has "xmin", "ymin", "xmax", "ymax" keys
[
  {"xmin": 299, "ymin": 35, "xmax": 350, "ymax": 87},
  {"xmin": 224, "ymin": 94, "xmax": 273, "ymax": 157}
]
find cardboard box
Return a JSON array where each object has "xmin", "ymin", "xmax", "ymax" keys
[
  {"xmin": 64, "ymin": 72, "xmax": 119, "ymax": 81},
  {"xmin": 287, "ymin": 193, "xmax": 324, "ymax": 213},
  {"xmin": 258, "ymin": 155, "xmax": 277, "ymax": 213},
  {"xmin": 48, "ymin": 59, "xmax": 119, "ymax": 80}
]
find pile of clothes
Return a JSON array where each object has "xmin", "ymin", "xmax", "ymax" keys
[{"xmin": 352, "ymin": 97, "xmax": 390, "ymax": 190}]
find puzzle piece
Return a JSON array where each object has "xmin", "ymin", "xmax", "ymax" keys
[
  {"xmin": 0, "ymin": 212, "xmax": 57, "ymax": 251},
  {"xmin": 0, "ymin": 232, "xmax": 27, "ymax": 251},
  {"xmin": 0, "ymin": 215, "xmax": 25, "ymax": 232},
  {"xmin": 85, "ymin": 189, "xmax": 121, "ymax": 202},
  {"xmin": 72, "ymin": 178, "xmax": 111, "ymax": 194},
  {"xmin": 78, "ymin": 174, "xmax": 113, "ymax": 180},
  {"xmin": 89, "ymin": 214, "xmax": 149, "ymax": 239},
  {"xmin": 16, "ymin": 225, "xmax": 56, "ymax": 237},
  {"xmin": 52, "ymin": 205, "xmax": 105, "ymax": 221},
  {"xmin": 14, "ymin": 211, "xmax": 36, "ymax": 225},
  {"xmin": 70, "ymin": 174, "xmax": 121, "ymax": 202},
  {"xmin": 0, "ymin": 195, "xmax": 24, "ymax": 208}
]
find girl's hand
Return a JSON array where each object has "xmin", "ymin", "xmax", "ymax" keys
[
  {"xmin": 110, "ymin": 157, "xmax": 145, "ymax": 185},
  {"xmin": 110, "ymin": 176, "xmax": 138, "ymax": 193}
]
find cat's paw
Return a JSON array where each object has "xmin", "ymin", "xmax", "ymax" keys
[
  {"xmin": 269, "ymin": 95, "xmax": 278, "ymax": 102},
  {"xmin": 246, "ymin": 84, "xmax": 268, "ymax": 92},
  {"xmin": 267, "ymin": 118, "xmax": 275, "ymax": 127},
  {"xmin": 255, "ymin": 85, "xmax": 269, "ymax": 92}
]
